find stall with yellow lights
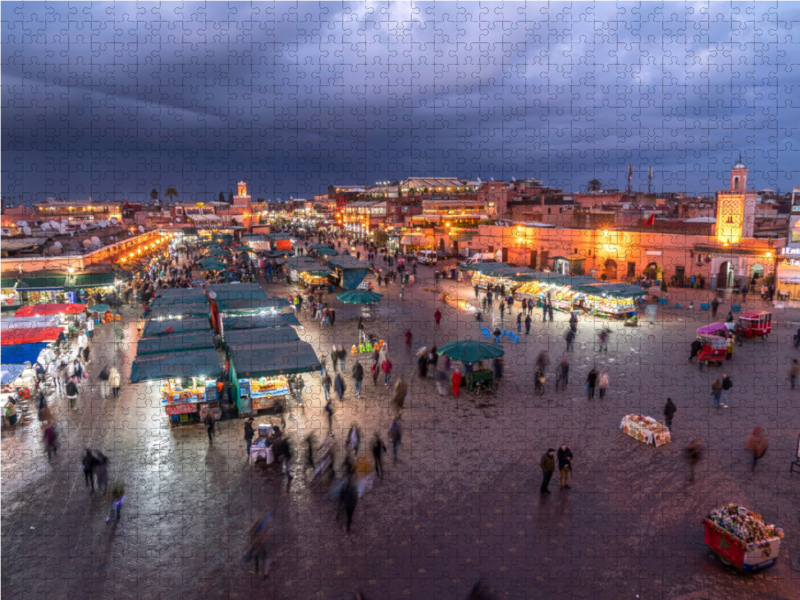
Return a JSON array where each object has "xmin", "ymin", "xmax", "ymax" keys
[
  {"xmin": 130, "ymin": 347, "xmax": 222, "ymax": 428},
  {"xmin": 513, "ymin": 274, "xmax": 598, "ymax": 311},
  {"xmin": 572, "ymin": 283, "xmax": 646, "ymax": 319}
]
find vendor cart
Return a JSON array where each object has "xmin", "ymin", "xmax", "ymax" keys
[
  {"xmin": 736, "ymin": 311, "xmax": 771, "ymax": 340},
  {"xmin": 703, "ymin": 505, "xmax": 783, "ymax": 572},
  {"xmin": 697, "ymin": 323, "xmax": 735, "ymax": 361},
  {"xmin": 464, "ymin": 369, "xmax": 497, "ymax": 396}
]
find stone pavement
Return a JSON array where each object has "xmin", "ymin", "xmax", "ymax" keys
[{"xmin": 2, "ymin": 263, "xmax": 799, "ymax": 600}]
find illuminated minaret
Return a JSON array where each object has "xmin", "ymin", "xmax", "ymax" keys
[{"xmin": 716, "ymin": 156, "xmax": 757, "ymax": 243}]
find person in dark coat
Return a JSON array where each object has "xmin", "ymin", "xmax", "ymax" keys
[
  {"xmin": 685, "ymin": 439, "xmax": 703, "ymax": 483},
  {"xmin": 664, "ymin": 398, "xmax": 677, "ymax": 430},
  {"xmin": 711, "ymin": 297, "xmax": 720, "ymax": 317},
  {"xmin": 556, "ymin": 444, "xmax": 573, "ymax": 489},
  {"xmin": 525, "ymin": 314, "xmax": 532, "ymax": 334},
  {"xmin": 244, "ymin": 418, "xmax": 255, "ymax": 457},
  {"xmin": 417, "ymin": 353, "xmax": 428, "ymax": 379},
  {"xmin": 82, "ymin": 449, "xmax": 98, "ymax": 492},
  {"xmin": 372, "ymin": 434, "xmax": 387, "ymax": 480},
  {"xmin": 334, "ymin": 372, "xmax": 346, "ymax": 402},
  {"xmin": 586, "ymin": 368, "xmax": 598, "ymax": 399},
  {"xmin": 339, "ymin": 475, "xmax": 358, "ymax": 533},
  {"xmin": 351, "ymin": 361, "xmax": 364, "ymax": 398},
  {"xmin": 493, "ymin": 357, "xmax": 503, "ymax": 382},
  {"xmin": 689, "ymin": 338, "xmax": 703, "ymax": 362},
  {"xmin": 540, "ymin": 449, "xmax": 555, "ymax": 494},
  {"xmin": 204, "ymin": 411, "xmax": 216, "ymax": 444}
]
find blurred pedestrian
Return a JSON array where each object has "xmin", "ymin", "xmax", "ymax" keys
[
  {"xmin": 744, "ymin": 427, "xmax": 768, "ymax": 472},
  {"xmin": 372, "ymin": 434, "xmax": 387, "ymax": 480},
  {"xmin": 664, "ymin": 398, "xmax": 677, "ymax": 430},
  {"xmin": 98, "ymin": 365, "xmax": 111, "ymax": 398},
  {"xmin": 352, "ymin": 361, "xmax": 364, "ymax": 398},
  {"xmin": 94, "ymin": 451, "xmax": 109, "ymax": 493},
  {"xmin": 540, "ymin": 448, "xmax": 556, "ymax": 494},
  {"xmin": 82, "ymin": 449, "xmax": 98, "ymax": 493},
  {"xmin": 711, "ymin": 378, "xmax": 723, "ymax": 408},
  {"xmin": 790, "ymin": 359, "xmax": 800, "ymax": 390},
  {"xmin": 557, "ymin": 444, "xmax": 573, "ymax": 489},
  {"xmin": 321, "ymin": 371, "xmax": 332, "ymax": 401},
  {"xmin": 598, "ymin": 370, "xmax": 609, "ymax": 399},
  {"xmin": 325, "ymin": 401, "xmax": 333, "ymax": 434},
  {"xmin": 105, "ymin": 481, "xmax": 125, "ymax": 522},
  {"xmin": 244, "ymin": 417, "xmax": 255, "ymax": 457},
  {"xmin": 434, "ymin": 309, "xmax": 442, "ymax": 327},
  {"xmin": 435, "ymin": 367, "xmax": 449, "ymax": 396},
  {"xmin": 204, "ymin": 410, "xmax": 216, "ymax": 443},
  {"xmin": 721, "ymin": 373, "xmax": 732, "ymax": 407},
  {"xmin": 340, "ymin": 475, "xmax": 358, "ymax": 533},
  {"xmin": 109, "ymin": 366, "xmax": 121, "ymax": 398},
  {"xmin": 685, "ymin": 439, "xmax": 703, "ymax": 483},
  {"xmin": 391, "ymin": 378, "xmax": 408, "ymax": 416},
  {"xmin": 389, "ymin": 419, "xmax": 402, "ymax": 464},
  {"xmin": 381, "ymin": 357, "xmax": 393, "ymax": 386},
  {"xmin": 586, "ymin": 368, "xmax": 597, "ymax": 400},
  {"xmin": 451, "ymin": 369, "xmax": 462, "ymax": 397},
  {"xmin": 565, "ymin": 329, "xmax": 575, "ymax": 351},
  {"xmin": 555, "ymin": 357, "xmax": 569, "ymax": 391},
  {"xmin": 44, "ymin": 424, "xmax": 58, "ymax": 460},
  {"xmin": 404, "ymin": 330, "xmax": 412, "ymax": 351}
]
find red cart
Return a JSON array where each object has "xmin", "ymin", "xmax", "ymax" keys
[
  {"xmin": 736, "ymin": 311, "xmax": 772, "ymax": 340},
  {"xmin": 703, "ymin": 518, "xmax": 782, "ymax": 572}
]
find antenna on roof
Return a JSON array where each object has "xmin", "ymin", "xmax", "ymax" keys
[{"xmin": 648, "ymin": 167, "xmax": 654, "ymax": 195}]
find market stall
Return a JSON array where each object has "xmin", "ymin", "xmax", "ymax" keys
[
  {"xmin": 703, "ymin": 504, "xmax": 783, "ymax": 571},
  {"xmin": 142, "ymin": 317, "xmax": 211, "ymax": 337},
  {"xmin": 66, "ymin": 271, "xmax": 121, "ymax": 304},
  {"xmin": 15, "ymin": 303, "xmax": 86, "ymax": 317},
  {"xmin": 1, "ymin": 364, "xmax": 27, "ymax": 386},
  {"xmin": 221, "ymin": 312, "xmax": 301, "ymax": 334},
  {"xmin": 0, "ymin": 315, "xmax": 64, "ymax": 331},
  {"xmin": 228, "ymin": 340, "xmax": 320, "ymax": 415},
  {"xmin": 620, "ymin": 414, "xmax": 671, "ymax": 447},
  {"xmin": 573, "ymin": 283, "xmax": 646, "ymax": 319},
  {"xmin": 130, "ymin": 348, "xmax": 222, "ymax": 427},
  {"xmin": 0, "ymin": 327, "xmax": 64, "ymax": 347},
  {"xmin": 1, "ymin": 342, "xmax": 49, "ymax": 367},
  {"xmin": 14, "ymin": 274, "xmax": 69, "ymax": 306},
  {"xmin": 146, "ymin": 301, "xmax": 210, "ymax": 320},
  {"xmin": 324, "ymin": 256, "xmax": 372, "ymax": 290},
  {"xmin": 206, "ymin": 283, "xmax": 270, "ymax": 333},
  {"xmin": 136, "ymin": 332, "xmax": 216, "ymax": 356},
  {"xmin": 468, "ymin": 264, "xmax": 538, "ymax": 292},
  {"xmin": 224, "ymin": 326, "xmax": 300, "ymax": 348}
]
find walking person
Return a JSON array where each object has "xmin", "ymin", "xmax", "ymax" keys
[
  {"xmin": 744, "ymin": 427, "xmax": 769, "ymax": 472},
  {"xmin": 334, "ymin": 371, "xmax": 346, "ymax": 401},
  {"xmin": 664, "ymin": 397, "xmax": 677, "ymax": 430},
  {"xmin": 711, "ymin": 297, "xmax": 720, "ymax": 318},
  {"xmin": 540, "ymin": 448, "xmax": 556, "ymax": 494},
  {"xmin": 790, "ymin": 359, "xmax": 800, "ymax": 390},
  {"xmin": 321, "ymin": 372, "xmax": 332, "ymax": 402},
  {"xmin": 711, "ymin": 378, "xmax": 723, "ymax": 408},
  {"xmin": 557, "ymin": 444, "xmax": 573, "ymax": 489},
  {"xmin": 434, "ymin": 308, "xmax": 442, "ymax": 328},
  {"xmin": 586, "ymin": 368, "xmax": 598, "ymax": 400},
  {"xmin": 451, "ymin": 368, "xmax": 462, "ymax": 398},
  {"xmin": 352, "ymin": 361, "xmax": 364, "ymax": 399},
  {"xmin": 685, "ymin": 439, "xmax": 703, "ymax": 484},
  {"xmin": 244, "ymin": 417, "xmax": 255, "ymax": 458},
  {"xmin": 82, "ymin": 449, "xmax": 98, "ymax": 493},
  {"xmin": 404, "ymin": 330, "xmax": 413, "ymax": 352},
  {"xmin": 340, "ymin": 475, "xmax": 358, "ymax": 533},
  {"xmin": 109, "ymin": 366, "xmax": 121, "ymax": 399},
  {"xmin": 370, "ymin": 360, "xmax": 380, "ymax": 387},
  {"xmin": 524, "ymin": 314, "xmax": 531, "ymax": 335},
  {"xmin": 381, "ymin": 357, "xmax": 393, "ymax": 386},
  {"xmin": 204, "ymin": 410, "xmax": 216, "ymax": 444},
  {"xmin": 516, "ymin": 312, "xmax": 522, "ymax": 333},
  {"xmin": 65, "ymin": 378, "xmax": 79, "ymax": 410},
  {"xmin": 98, "ymin": 365, "xmax": 111, "ymax": 399},
  {"xmin": 721, "ymin": 373, "xmax": 732, "ymax": 407},
  {"xmin": 94, "ymin": 451, "xmax": 109, "ymax": 494},
  {"xmin": 598, "ymin": 370, "xmax": 609, "ymax": 399},
  {"xmin": 372, "ymin": 434, "xmax": 387, "ymax": 480},
  {"xmin": 389, "ymin": 419, "xmax": 402, "ymax": 464},
  {"xmin": 548, "ymin": 302, "xmax": 554, "ymax": 322},
  {"xmin": 325, "ymin": 400, "xmax": 334, "ymax": 434},
  {"xmin": 565, "ymin": 329, "xmax": 575, "ymax": 352},
  {"xmin": 44, "ymin": 423, "xmax": 59, "ymax": 460}
]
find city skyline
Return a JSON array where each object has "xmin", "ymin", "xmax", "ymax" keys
[{"xmin": 3, "ymin": 2, "xmax": 800, "ymax": 204}]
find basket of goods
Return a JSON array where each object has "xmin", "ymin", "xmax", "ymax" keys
[{"xmin": 702, "ymin": 504, "xmax": 784, "ymax": 571}]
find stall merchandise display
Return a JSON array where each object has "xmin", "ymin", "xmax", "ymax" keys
[
  {"xmin": 470, "ymin": 272, "xmax": 519, "ymax": 291},
  {"xmin": 587, "ymin": 295, "xmax": 636, "ymax": 316},
  {"xmin": 703, "ymin": 504, "xmax": 783, "ymax": 571},
  {"xmin": 620, "ymin": 414, "xmax": 671, "ymax": 446},
  {"xmin": 248, "ymin": 376, "xmax": 290, "ymax": 410},
  {"xmin": 351, "ymin": 339, "xmax": 383, "ymax": 354}
]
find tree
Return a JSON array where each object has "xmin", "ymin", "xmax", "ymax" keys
[
  {"xmin": 150, "ymin": 189, "xmax": 158, "ymax": 201},
  {"xmin": 660, "ymin": 279, "xmax": 668, "ymax": 296},
  {"xmin": 587, "ymin": 179, "xmax": 602, "ymax": 192},
  {"xmin": 164, "ymin": 186, "xmax": 179, "ymax": 203},
  {"xmin": 219, "ymin": 192, "xmax": 225, "ymax": 203},
  {"xmin": 228, "ymin": 191, "xmax": 234, "ymax": 204}
]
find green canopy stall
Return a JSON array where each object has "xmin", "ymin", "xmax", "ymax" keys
[
  {"xmin": 146, "ymin": 301, "xmax": 210, "ymax": 320},
  {"xmin": 224, "ymin": 326, "xmax": 300, "ymax": 349},
  {"xmin": 130, "ymin": 347, "xmax": 222, "ymax": 427},
  {"xmin": 221, "ymin": 312, "xmax": 301, "ymax": 335},
  {"xmin": 228, "ymin": 340, "xmax": 320, "ymax": 414},
  {"xmin": 142, "ymin": 317, "xmax": 211, "ymax": 337},
  {"xmin": 136, "ymin": 332, "xmax": 216, "ymax": 356}
]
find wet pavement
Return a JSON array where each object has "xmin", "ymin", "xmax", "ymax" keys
[{"xmin": 2, "ymin": 260, "xmax": 799, "ymax": 600}]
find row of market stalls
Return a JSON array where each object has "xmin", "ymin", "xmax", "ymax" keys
[
  {"xmin": 130, "ymin": 281, "xmax": 320, "ymax": 427},
  {"xmin": 1, "ymin": 303, "xmax": 88, "ymax": 416},
  {"xmin": 1, "ymin": 270, "xmax": 130, "ymax": 310},
  {"xmin": 466, "ymin": 263, "xmax": 647, "ymax": 318}
]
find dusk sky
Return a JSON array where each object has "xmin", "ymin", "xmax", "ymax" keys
[{"xmin": 3, "ymin": 1, "xmax": 799, "ymax": 204}]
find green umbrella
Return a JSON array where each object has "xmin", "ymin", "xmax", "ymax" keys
[
  {"xmin": 336, "ymin": 290, "xmax": 383, "ymax": 304},
  {"xmin": 205, "ymin": 248, "xmax": 228, "ymax": 258},
  {"xmin": 315, "ymin": 247, "xmax": 338, "ymax": 256},
  {"xmin": 437, "ymin": 340, "xmax": 505, "ymax": 364},
  {"xmin": 88, "ymin": 304, "xmax": 110, "ymax": 313},
  {"xmin": 199, "ymin": 260, "xmax": 226, "ymax": 272}
]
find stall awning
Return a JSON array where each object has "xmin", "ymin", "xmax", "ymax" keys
[
  {"xmin": 232, "ymin": 341, "xmax": 320, "ymax": 378},
  {"xmin": 147, "ymin": 302, "xmax": 210, "ymax": 319},
  {"xmin": 222, "ymin": 312, "xmax": 301, "ymax": 331},
  {"xmin": 207, "ymin": 283, "xmax": 268, "ymax": 302},
  {"xmin": 68, "ymin": 272, "xmax": 118, "ymax": 288},
  {"xmin": 15, "ymin": 274, "xmax": 68, "ymax": 291},
  {"xmin": 1, "ymin": 342, "xmax": 49, "ymax": 365},
  {"xmin": 216, "ymin": 296, "xmax": 290, "ymax": 312},
  {"xmin": 0, "ymin": 327, "xmax": 64, "ymax": 346},
  {"xmin": 149, "ymin": 289, "xmax": 208, "ymax": 307},
  {"xmin": 1, "ymin": 315, "xmax": 62, "ymax": 330},
  {"xmin": 181, "ymin": 227, "xmax": 198, "ymax": 236},
  {"xmin": 1, "ymin": 364, "xmax": 27, "ymax": 385},
  {"xmin": 574, "ymin": 283, "xmax": 647, "ymax": 298},
  {"xmin": 1, "ymin": 278, "xmax": 18, "ymax": 289},
  {"xmin": 15, "ymin": 303, "xmax": 86, "ymax": 317},
  {"xmin": 224, "ymin": 327, "xmax": 300, "ymax": 349},
  {"xmin": 130, "ymin": 348, "xmax": 222, "ymax": 383},
  {"xmin": 136, "ymin": 332, "xmax": 216, "ymax": 356},
  {"xmin": 142, "ymin": 317, "xmax": 210, "ymax": 337}
]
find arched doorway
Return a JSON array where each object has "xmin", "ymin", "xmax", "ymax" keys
[
  {"xmin": 604, "ymin": 259, "xmax": 618, "ymax": 281},
  {"xmin": 750, "ymin": 263, "xmax": 765, "ymax": 281},
  {"xmin": 644, "ymin": 262, "xmax": 662, "ymax": 280},
  {"xmin": 717, "ymin": 261, "xmax": 734, "ymax": 289}
]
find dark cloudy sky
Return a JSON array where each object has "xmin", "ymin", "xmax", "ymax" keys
[{"xmin": 3, "ymin": 1, "xmax": 799, "ymax": 204}]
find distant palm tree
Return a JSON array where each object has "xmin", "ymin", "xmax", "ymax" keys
[
  {"xmin": 587, "ymin": 179, "xmax": 602, "ymax": 192},
  {"xmin": 150, "ymin": 189, "xmax": 158, "ymax": 201},
  {"xmin": 164, "ymin": 186, "xmax": 179, "ymax": 203}
]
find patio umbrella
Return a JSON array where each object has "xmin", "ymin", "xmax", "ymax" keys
[
  {"xmin": 336, "ymin": 290, "xmax": 383, "ymax": 304},
  {"xmin": 88, "ymin": 304, "xmax": 110, "ymax": 313},
  {"xmin": 199, "ymin": 260, "xmax": 226, "ymax": 272},
  {"xmin": 437, "ymin": 340, "xmax": 505, "ymax": 364},
  {"xmin": 205, "ymin": 248, "xmax": 228, "ymax": 258},
  {"xmin": 315, "ymin": 247, "xmax": 338, "ymax": 256}
]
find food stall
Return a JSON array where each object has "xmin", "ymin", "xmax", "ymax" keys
[
  {"xmin": 1, "ymin": 277, "xmax": 21, "ymax": 311},
  {"xmin": 220, "ymin": 312, "xmax": 301, "ymax": 336},
  {"xmin": 142, "ymin": 317, "xmax": 211, "ymax": 338},
  {"xmin": 224, "ymin": 326, "xmax": 300, "ymax": 348},
  {"xmin": 573, "ymin": 283, "xmax": 646, "ymax": 319},
  {"xmin": 228, "ymin": 340, "xmax": 320, "ymax": 415},
  {"xmin": 703, "ymin": 504, "xmax": 783, "ymax": 571},
  {"xmin": 15, "ymin": 303, "xmax": 86, "ymax": 317},
  {"xmin": 1, "ymin": 315, "xmax": 64, "ymax": 331},
  {"xmin": 14, "ymin": 274, "xmax": 69, "ymax": 306},
  {"xmin": 130, "ymin": 348, "xmax": 222, "ymax": 427},
  {"xmin": 136, "ymin": 332, "xmax": 217, "ymax": 356},
  {"xmin": 267, "ymin": 233, "xmax": 294, "ymax": 253},
  {"xmin": 323, "ymin": 256, "xmax": 373, "ymax": 291},
  {"xmin": 0, "ymin": 327, "xmax": 65, "ymax": 347},
  {"xmin": 620, "ymin": 414, "xmax": 671, "ymax": 446},
  {"xmin": 1, "ymin": 342, "xmax": 49, "ymax": 366},
  {"xmin": 66, "ymin": 271, "xmax": 121, "ymax": 303},
  {"xmin": 279, "ymin": 257, "xmax": 331, "ymax": 288},
  {"xmin": 146, "ymin": 301, "xmax": 210, "ymax": 320},
  {"xmin": 206, "ymin": 283, "xmax": 271, "ymax": 333}
]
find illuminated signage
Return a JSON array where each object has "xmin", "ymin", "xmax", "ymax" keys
[
  {"xmin": 792, "ymin": 206, "xmax": 800, "ymax": 213},
  {"xmin": 782, "ymin": 248, "xmax": 800, "ymax": 256}
]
